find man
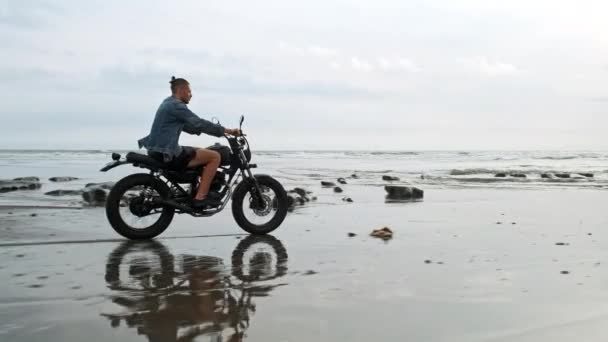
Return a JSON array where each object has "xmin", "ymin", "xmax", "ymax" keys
[{"xmin": 138, "ymin": 76, "xmax": 241, "ymax": 208}]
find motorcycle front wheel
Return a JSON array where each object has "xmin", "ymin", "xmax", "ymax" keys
[{"xmin": 231, "ymin": 175, "xmax": 288, "ymax": 235}]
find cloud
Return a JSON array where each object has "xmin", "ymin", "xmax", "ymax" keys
[
  {"xmin": 0, "ymin": 0, "xmax": 63, "ymax": 29},
  {"xmin": 377, "ymin": 57, "xmax": 419, "ymax": 72},
  {"xmin": 472, "ymin": 57, "xmax": 519, "ymax": 76},
  {"xmin": 350, "ymin": 57, "xmax": 374, "ymax": 72},
  {"xmin": 307, "ymin": 46, "xmax": 339, "ymax": 57},
  {"xmin": 278, "ymin": 42, "xmax": 339, "ymax": 58}
]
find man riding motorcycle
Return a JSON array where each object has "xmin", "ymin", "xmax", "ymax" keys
[{"xmin": 138, "ymin": 76, "xmax": 241, "ymax": 209}]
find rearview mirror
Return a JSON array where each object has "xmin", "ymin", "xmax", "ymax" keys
[{"xmin": 239, "ymin": 115, "xmax": 244, "ymax": 126}]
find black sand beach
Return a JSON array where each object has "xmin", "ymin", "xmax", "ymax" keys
[{"xmin": 2, "ymin": 186, "xmax": 608, "ymax": 341}]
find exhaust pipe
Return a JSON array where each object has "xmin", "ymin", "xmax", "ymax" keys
[{"xmin": 156, "ymin": 199, "xmax": 194, "ymax": 213}]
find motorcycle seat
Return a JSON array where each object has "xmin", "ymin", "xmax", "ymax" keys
[{"xmin": 126, "ymin": 152, "xmax": 165, "ymax": 170}]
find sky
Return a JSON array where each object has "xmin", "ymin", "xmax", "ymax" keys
[{"xmin": 1, "ymin": 0, "xmax": 607, "ymax": 150}]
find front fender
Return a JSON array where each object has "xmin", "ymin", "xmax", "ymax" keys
[{"xmin": 100, "ymin": 160, "xmax": 130, "ymax": 172}]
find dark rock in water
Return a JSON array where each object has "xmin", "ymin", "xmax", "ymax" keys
[
  {"xmin": 424, "ymin": 260, "xmax": 432, "ymax": 264},
  {"xmin": 555, "ymin": 242, "xmax": 569, "ymax": 246},
  {"xmin": 288, "ymin": 188, "xmax": 310, "ymax": 203},
  {"xmin": 561, "ymin": 271, "xmax": 570, "ymax": 275},
  {"xmin": 321, "ymin": 181, "xmax": 336, "ymax": 187},
  {"xmin": 351, "ymin": 174, "xmax": 359, "ymax": 179},
  {"xmin": 495, "ymin": 173, "xmax": 507, "ymax": 178},
  {"xmin": 337, "ymin": 178, "xmax": 347, "ymax": 184},
  {"xmin": 579, "ymin": 173, "xmax": 594, "ymax": 178},
  {"xmin": 541, "ymin": 173, "xmax": 554, "ymax": 179},
  {"xmin": 45, "ymin": 189, "xmax": 83, "ymax": 196},
  {"xmin": 334, "ymin": 187, "xmax": 343, "ymax": 193},
  {"xmin": 382, "ymin": 175, "xmax": 400, "ymax": 181},
  {"xmin": 311, "ymin": 196, "xmax": 317, "ymax": 201},
  {"xmin": 342, "ymin": 197, "xmax": 353, "ymax": 202},
  {"xmin": 510, "ymin": 173, "xmax": 527, "ymax": 178},
  {"xmin": 0, "ymin": 178, "xmax": 42, "ymax": 193},
  {"xmin": 13, "ymin": 177, "xmax": 40, "ymax": 182},
  {"xmin": 555, "ymin": 173, "xmax": 571, "ymax": 179},
  {"xmin": 84, "ymin": 182, "xmax": 115, "ymax": 190},
  {"xmin": 292, "ymin": 187, "xmax": 308, "ymax": 198},
  {"xmin": 348, "ymin": 232, "xmax": 357, "ymax": 237},
  {"xmin": 385, "ymin": 186, "xmax": 423, "ymax": 200},
  {"xmin": 30, "ymin": 213, "xmax": 37, "ymax": 217},
  {"xmin": 49, "ymin": 177, "xmax": 79, "ymax": 182},
  {"xmin": 283, "ymin": 188, "xmax": 311, "ymax": 211},
  {"xmin": 82, "ymin": 187, "xmax": 108, "ymax": 206}
]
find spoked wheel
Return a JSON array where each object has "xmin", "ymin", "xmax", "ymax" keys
[
  {"xmin": 231, "ymin": 235, "xmax": 288, "ymax": 282},
  {"xmin": 106, "ymin": 174, "xmax": 175, "ymax": 240},
  {"xmin": 105, "ymin": 240, "xmax": 176, "ymax": 291},
  {"xmin": 232, "ymin": 175, "xmax": 288, "ymax": 235}
]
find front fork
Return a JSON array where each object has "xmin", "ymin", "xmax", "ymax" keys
[{"xmin": 240, "ymin": 160, "xmax": 265, "ymax": 208}]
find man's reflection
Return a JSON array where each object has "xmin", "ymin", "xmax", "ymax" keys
[{"xmin": 102, "ymin": 235, "xmax": 288, "ymax": 342}]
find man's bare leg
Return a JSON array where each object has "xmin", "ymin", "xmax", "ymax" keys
[{"xmin": 186, "ymin": 149, "xmax": 221, "ymax": 200}]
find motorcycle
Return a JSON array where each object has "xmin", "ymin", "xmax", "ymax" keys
[{"xmin": 100, "ymin": 116, "xmax": 289, "ymax": 240}]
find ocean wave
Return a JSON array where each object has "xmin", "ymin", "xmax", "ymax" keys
[
  {"xmin": 369, "ymin": 151, "xmax": 419, "ymax": 156},
  {"xmin": 449, "ymin": 168, "xmax": 497, "ymax": 176},
  {"xmin": 535, "ymin": 156, "xmax": 578, "ymax": 160}
]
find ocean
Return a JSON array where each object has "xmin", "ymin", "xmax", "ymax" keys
[{"xmin": 1, "ymin": 149, "xmax": 607, "ymax": 206}]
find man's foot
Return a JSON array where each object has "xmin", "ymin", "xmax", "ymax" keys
[{"xmin": 192, "ymin": 192, "xmax": 222, "ymax": 209}]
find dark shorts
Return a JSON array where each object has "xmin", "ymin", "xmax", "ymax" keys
[{"xmin": 148, "ymin": 146, "xmax": 198, "ymax": 171}]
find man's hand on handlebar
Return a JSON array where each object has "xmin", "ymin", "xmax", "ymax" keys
[{"xmin": 224, "ymin": 128, "xmax": 243, "ymax": 136}]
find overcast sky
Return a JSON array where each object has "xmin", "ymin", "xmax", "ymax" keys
[{"xmin": 1, "ymin": 0, "xmax": 607, "ymax": 150}]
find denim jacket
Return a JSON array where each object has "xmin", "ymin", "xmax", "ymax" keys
[{"xmin": 138, "ymin": 96, "xmax": 225, "ymax": 161}]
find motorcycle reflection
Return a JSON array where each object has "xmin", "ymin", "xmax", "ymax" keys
[{"xmin": 102, "ymin": 235, "xmax": 288, "ymax": 342}]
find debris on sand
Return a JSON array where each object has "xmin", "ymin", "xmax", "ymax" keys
[{"xmin": 370, "ymin": 227, "xmax": 393, "ymax": 240}]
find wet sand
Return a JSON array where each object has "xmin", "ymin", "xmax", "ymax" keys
[{"xmin": 2, "ymin": 187, "xmax": 608, "ymax": 341}]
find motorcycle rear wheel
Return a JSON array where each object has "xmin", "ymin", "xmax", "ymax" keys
[{"xmin": 106, "ymin": 173, "xmax": 174, "ymax": 240}]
